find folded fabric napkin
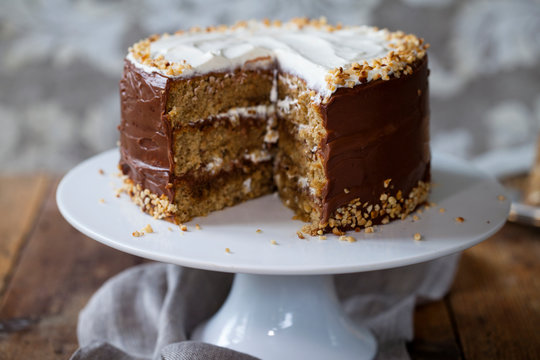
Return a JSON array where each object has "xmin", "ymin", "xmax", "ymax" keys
[{"xmin": 70, "ymin": 254, "xmax": 459, "ymax": 360}]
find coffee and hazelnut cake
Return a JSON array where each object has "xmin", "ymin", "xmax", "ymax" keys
[{"xmin": 119, "ymin": 18, "xmax": 430, "ymax": 235}]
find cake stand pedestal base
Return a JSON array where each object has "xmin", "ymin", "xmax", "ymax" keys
[{"xmin": 192, "ymin": 273, "xmax": 377, "ymax": 360}]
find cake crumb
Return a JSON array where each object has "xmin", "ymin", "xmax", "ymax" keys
[
  {"xmin": 497, "ymin": 195, "xmax": 506, "ymax": 201},
  {"xmin": 383, "ymin": 178, "xmax": 392, "ymax": 188},
  {"xmin": 365, "ymin": 226, "xmax": 374, "ymax": 233},
  {"xmin": 195, "ymin": 224, "xmax": 201, "ymax": 230},
  {"xmin": 319, "ymin": 235, "xmax": 327, "ymax": 240},
  {"xmin": 413, "ymin": 233, "xmax": 422, "ymax": 241},
  {"xmin": 296, "ymin": 231, "xmax": 305, "ymax": 239},
  {"xmin": 354, "ymin": 227, "xmax": 361, "ymax": 232},
  {"xmin": 256, "ymin": 229, "xmax": 262, "ymax": 233},
  {"xmin": 98, "ymin": 169, "xmax": 105, "ymax": 175},
  {"xmin": 332, "ymin": 228, "xmax": 344, "ymax": 236},
  {"xmin": 292, "ymin": 215, "xmax": 301, "ymax": 220},
  {"xmin": 344, "ymin": 188, "xmax": 350, "ymax": 194},
  {"xmin": 455, "ymin": 216, "xmax": 465, "ymax": 223},
  {"xmin": 143, "ymin": 224, "xmax": 153, "ymax": 233},
  {"xmin": 180, "ymin": 224, "xmax": 188, "ymax": 231},
  {"xmin": 340, "ymin": 235, "xmax": 356, "ymax": 242},
  {"xmin": 439, "ymin": 208, "xmax": 446, "ymax": 213},
  {"xmin": 168, "ymin": 227, "xmax": 173, "ymax": 231},
  {"xmin": 225, "ymin": 247, "xmax": 231, "ymax": 254},
  {"xmin": 413, "ymin": 215, "xmax": 419, "ymax": 221},
  {"xmin": 132, "ymin": 231, "xmax": 143, "ymax": 237},
  {"xmin": 270, "ymin": 240, "xmax": 278, "ymax": 245},
  {"xmin": 99, "ymin": 198, "xmax": 105, "ymax": 204}
]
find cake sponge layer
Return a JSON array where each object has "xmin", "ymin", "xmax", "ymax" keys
[
  {"xmin": 167, "ymin": 69, "xmax": 274, "ymax": 126},
  {"xmin": 173, "ymin": 161, "xmax": 274, "ymax": 223}
]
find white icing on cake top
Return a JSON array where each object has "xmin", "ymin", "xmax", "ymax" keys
[{"xmin": 127, "ymin": 19, "xmax": 427, "ymax": 99}]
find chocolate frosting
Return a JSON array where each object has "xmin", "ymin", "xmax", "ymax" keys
[
  {"xmin": 319, "ymin": 58, "xmax": 430, "ymax": 221},
  {"xmin": 119, "ymin": 60, "xmax": 174, "ymax": 200}
]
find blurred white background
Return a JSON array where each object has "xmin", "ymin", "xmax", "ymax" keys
[{"xmin": 1, "ymin": 0, "xmax": 539, "ymax": 173}]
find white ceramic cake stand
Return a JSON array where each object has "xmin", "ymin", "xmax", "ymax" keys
[{"xmin": 57, "ymin": 149, "xmax": 509, "ymax": 360}]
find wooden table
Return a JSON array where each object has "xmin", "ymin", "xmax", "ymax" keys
[{"xmin": 0, "ymin": 175, "xmax": 539, "ymax": 359}]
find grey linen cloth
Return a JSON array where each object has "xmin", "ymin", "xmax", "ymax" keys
[{"xmin": 71, "ymin": 254, "xmax": 459, "ymax": 360}]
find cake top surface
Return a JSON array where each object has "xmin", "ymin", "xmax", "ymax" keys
[{"xmin": 127, "ymin": 17, "xmax": 428, "ymax": 100}]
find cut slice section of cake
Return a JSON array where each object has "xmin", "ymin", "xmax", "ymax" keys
[{"xmin": 118, "ymin": 18, "xmax": 430, "ymax": 234}]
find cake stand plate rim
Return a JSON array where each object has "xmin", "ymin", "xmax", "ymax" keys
[{"xmin": 56, "ymin": 149, "xmax": 510, "ymax": 275}]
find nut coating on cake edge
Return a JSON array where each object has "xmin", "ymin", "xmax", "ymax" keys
[{"xmin": 119, "ymin": 176, "xmax": 430, "ymax": 236}]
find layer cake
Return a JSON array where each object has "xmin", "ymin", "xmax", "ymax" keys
[{"xmin": 119, "ymin": 18, "xmax": 431, "ymax": 235}]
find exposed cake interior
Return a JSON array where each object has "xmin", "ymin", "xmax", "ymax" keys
[
  {"xmin": 119, "ymin": 18, "xmax": 430, "ymax": 234},
  {"xmin": 274, "ymin": 73, "xmax": 328, "ymax": 226},
  {"xmin": 166, "ymin": 69, "xmax": 277, "ymax": 222}
]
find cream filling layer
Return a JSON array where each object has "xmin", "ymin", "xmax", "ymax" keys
[
  {"xmin": 203, "ymin": 149, "xmax": 273, "ymax": 175},
  {"xmin": 190, "ymin": 104, "xmax": 275, "ymax": 126}
]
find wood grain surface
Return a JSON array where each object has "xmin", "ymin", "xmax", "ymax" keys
[
  {"xmin": 0, "ymin": 178, "xmax": 145, "ymax": 359},
  {"xmin": 0, "ymin": 175, "xmax": 538, "ymax": 359}
]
